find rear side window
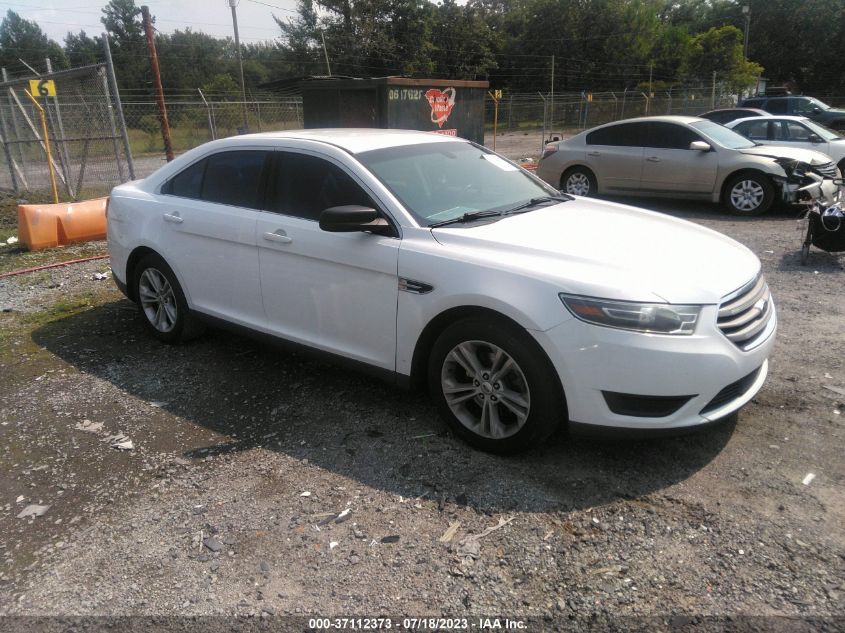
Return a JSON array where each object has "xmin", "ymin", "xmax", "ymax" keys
[
  {"xmin": 644, "ymin": 122, "xmax": 702, "ymax": 149},
  {"xmin": 586, "ymin": 122, "xmax": 646, "ymax": 147},
  {"xmin": 767, "ymin": 99, "xmax": 788, "ymax": 114},
  {"xmin": 164, "ymin": 159, "xmax": 206, "ymax": 198},
  {"xmin": 743, "ymin": 99, "xmax": 764, "ymax": 108},
  {"xmin": 738, "ymin": 120, "xmax": 770, "ymax": 140},
  {"xmin": 201, "ymin": 151, "xmax": 269, "ymax": 208},
  {"xmin": 162, "ymin": 150, "xmax": 269, "ymax": 208}
]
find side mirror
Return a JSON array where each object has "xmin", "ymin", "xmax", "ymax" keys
[
  {"xmin": 319, "ymin": 205, "xmax": 393, "ymax": 236},
  {"xmin": 812, "ymin": 107, "xmax": 821, "ymax": 114},
  {"xmin": 808, "ymin": 134, "xmax": 823, "ymax": 143},
  {"xmin": 689, "ymin": 141, "xmax": 711, "ymax": 152}
]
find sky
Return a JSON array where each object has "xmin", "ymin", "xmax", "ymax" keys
[{"xmin": 0, "ymin": 0, "xmax": 298, "ymax": 45}]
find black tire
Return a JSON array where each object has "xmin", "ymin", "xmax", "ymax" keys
[
  {"xmin": 427, "ymin": 317, "xmax": 564, "ymax": 454},
  {"xmin": 837, "ymin": 159, "xmax": 845, "ymax": 177},
  {"xmin": 132, "ymin": 253, "xmax": 205, "ymax": 344},
  {"xmin": 723, "ymin": 172, "xmax": 775, "ymax": 216},
  {"xmin": 561, "ymin": 166, "xmax": 597, "ymax": 197}
]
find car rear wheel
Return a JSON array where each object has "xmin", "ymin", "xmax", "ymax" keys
[
  {"xmin": 428, "ymin": 318, "xmax": 563, "ymax": 453},
  {"xmin": 561, "ymin": 166, "xmax": 597, "ymax": 197},
  {"xmin": 724, "ymin": 172, "xmax": 774, "ymax": 216},
  {"xmin": 133, "ymin": 253, "xmax": 204, "ymax": 343}
]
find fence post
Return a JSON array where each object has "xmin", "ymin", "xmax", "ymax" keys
[
  {"xmin": 45, "ymin": 58, "xmax": 76, "ymax": 200},
  {"xmin": 642, "ymin": 92, "xmax": 650, "ymax": 116},
  {"xmin": 98, "ymin": 66, "xmax": 125, "ymax": 182},
  {"xmin": 0, "ymin": 92, "xmax": 18, "ymax": 193},
  {"xmin": 102, "ymin": 34, "xmax": 135, "ymax": 179},
  {"xmin": 198, "ymin": 88, "xmax": 215, "ymax": 140},
  {"xmin": 141, "ymin": 6, "xmax": 174, "ymax": 161},
  {"xmin": 621, "ymin": 87, "xmax": 627, "ymax": 119},
  {"xmin": 666, "ymin": 89, "xmax": 672, "ymax": 114},
  {"xmin": 2, "ymin": 67, "xmax": 28, "ymax": 182},
  {"xmin": 537, "ymin": 92, "xmax": 547, "ymax": 154}
]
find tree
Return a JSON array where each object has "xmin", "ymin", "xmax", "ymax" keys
[
  {"xmin": 686, "ymin": 25, "xmax": 763, "ymax": 91},
  {"xmin": 101, "ymin": 0, "xmax": 147, "ymax": 93},
  {"xmin": 64, "ymin": 31, "xmax": 102, "ymax": 68},
  {"xmin": 0, "ymin": 10, "xmax": 67, "ymax": 75}
]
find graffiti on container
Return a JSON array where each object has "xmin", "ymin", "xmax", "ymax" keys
[{"xmin": 424, "ymin": 88, "xmax": 456, "ymax": 128}]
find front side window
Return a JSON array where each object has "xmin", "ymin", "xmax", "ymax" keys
[
  {"xmin": 269, "ymin": 153, "xmax": 375, "ymax": 221},
  {"xmin": 691, "ymin": 120, "xmax": 756, "ymax": 149},
  {"xmin": 784, "ymin": 121, "xmax": 812, "ymax": 141}
]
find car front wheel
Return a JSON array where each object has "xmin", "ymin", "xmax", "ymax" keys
[
  {"xmin": 133, "ymin": 253, "xmax": 204, "ymax": 343},
  {"xmin": 561, "ymin": 166, "xmax": 597, "ymax": 197},
  {"xmin": 724, "ymin": 172, "xmax": 774, "ymax": 216},
  {"xmin": 428, "ymin": 318, "xmax": 563, "ymax": 453}
]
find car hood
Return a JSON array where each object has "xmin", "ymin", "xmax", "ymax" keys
[
  {"xmin": 739, "ymin": 145, "xmax": 832, "ymax": 164},
  {"xmin": 430, "ymin": 198, "xmax": 760, "ymax": 305}
]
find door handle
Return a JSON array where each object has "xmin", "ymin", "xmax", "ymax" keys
[
  {"xmin": 587, "ymin": 151, "xmax": 601, "ymax": 157},
  {"xmin": 263, "ymin": 230, "xmax": 292, "ymax": 244},
  {"xmin": 162, "ymin": 213, "xmax": 183, "ymax": 224},
  {"xmin": 646, "ymin": 156, "xmax": 661, "ymax": 162}
]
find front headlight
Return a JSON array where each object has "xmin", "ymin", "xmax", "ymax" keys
[{"xmin": 559, "ymin": 293, "xmax": 702, "ymax": 335}]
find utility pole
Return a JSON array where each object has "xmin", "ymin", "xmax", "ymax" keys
[
  {"xmin": 141, "ymin": 5, "xmax": 174, "ymax": 161},
  {"xmin": 742, "ymin": 5, "xmax": 751, "ymax": 58},
  {"xmin": 229, "ymin": 0, "xmax": 249, "ymax": 132},
  {"xmin": 321, "ymin": 31, "xmax": 332, "ymax": 76}
]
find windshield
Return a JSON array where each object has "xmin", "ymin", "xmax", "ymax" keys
[
  {"xmin": 357, "ymin": 141, "xmax": 557, "ymax": 226},
  {"xmin": 691, "ymin": 120, "xmax": 757, "ymax": 149},
  {"xmin": 802, "ymin": 118, "xmax": 841, "ymax": 140},
  {"xmin": 809, "ymin": 97, "xmax": 831, "ymax": 111}
]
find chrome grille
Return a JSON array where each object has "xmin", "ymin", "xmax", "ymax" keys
[
  {"xmin": 717, "ymin": 274, "xmax": 774, "ymax": 350},
  {"xmin": 813, "ymin": 161, "xmax": 839, "ymax": 179}
]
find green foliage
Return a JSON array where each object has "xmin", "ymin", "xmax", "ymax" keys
[
  {"xmin": 686, "ymin": 25, "xmax": 763, "ymax": 91},
  {"xmin": 0, "ymin": 10, "xmax": 67, "ymax": 75},
  {"xmin": 64, "ymin": 31, "xmax": 103, "ymax": 67}
]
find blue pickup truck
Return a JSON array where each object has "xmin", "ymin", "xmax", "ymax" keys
[{"xmin": 740, "ymin": 96, "xmax": 845, "ymax": 130}]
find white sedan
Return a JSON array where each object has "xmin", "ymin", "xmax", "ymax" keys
[
  {"xmin": 107, "ymin": 129, "xmax": 776, "ymax": 453},
  {"xmin": 726, "ymin": 115, "xmax": 845, "ymax": 172}
]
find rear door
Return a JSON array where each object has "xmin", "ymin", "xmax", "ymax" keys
[
  {"xmin": 583, "ymin": 122, "xmax": 646, "ymax": 192},
  {"xmin": 155, "ymin": 150, "xmax": 268, "ymax": 328},
  {"xmin": 255, "ymin": 150, "xmax": 400, "ymax": 370},
  {"xmin": 640, "ymin": 122, "xmax": 718, "ymax": 194}
]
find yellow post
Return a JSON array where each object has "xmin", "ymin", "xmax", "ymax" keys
[
  {"xmin": 24, "ymin": 89, "xmax": 59, "ymax": 204},
  {"xmin": 488, "ymin": 90, "xmax": 501, "ymax": 151}
]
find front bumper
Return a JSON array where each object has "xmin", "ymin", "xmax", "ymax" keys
[{"xmin": 531, "ymin": 303, "xmax": 776, "ymax": 432}]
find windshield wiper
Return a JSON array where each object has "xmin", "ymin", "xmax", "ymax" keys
[
  {"xmin": 501, "ymin": 194, "xmax": 573, "ymax": 215},
  {"xmin": 429, "ymin": 209, "xmax": 505, "ymax": 228}
]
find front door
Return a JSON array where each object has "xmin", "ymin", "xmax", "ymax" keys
[
  {"xmin": 640, "ymin": 122, "xmax": 718, "ymax": 194},
  {"xmin": 256, "ymin": 151, "xmax": 400, "ymax": 370}
]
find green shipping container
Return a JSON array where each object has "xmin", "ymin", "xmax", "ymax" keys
[{"xmin": 296, "ymin": 76, "xmax": 489, "ymax": 144}]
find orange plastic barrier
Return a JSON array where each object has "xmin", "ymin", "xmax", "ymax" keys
[{"xmin": 17, "ymin": 197, "xmax": 108, "ymax": 251}]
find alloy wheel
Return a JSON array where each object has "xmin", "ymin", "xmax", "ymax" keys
[
  {"xmin": 730, "ymin": 179, "xmax": 765, "ymax": 212},
  {"xmin": 138, "ymin": 268, "xmax": 178, "ymax": 333},
  {"xmin": 440, "ymin": 340, "xmax": 531, "ymax": 439},
  {"xmin": 565, "ymin": 172, "xmax": 591, "ymax": 196}
]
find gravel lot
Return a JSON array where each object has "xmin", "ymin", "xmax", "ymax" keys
[{"xmin": 0, "ymin": 137, "xmax": 843, "ymax": 630}]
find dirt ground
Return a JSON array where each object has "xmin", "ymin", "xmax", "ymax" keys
[{"xmin": 0, "ymin": 134, "xmax": 843, "ymax": 631}]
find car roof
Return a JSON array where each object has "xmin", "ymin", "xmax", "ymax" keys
[
  {"xmin": 217, "ymin": 128, "xmax": 465, "ymax": 154},
  {"xmin": 597, "ymin": 115, "xmax": 704, "ymax": 125},
  {"xmin": 728, "ymin": 115, "xmax": 811, "ymax": 125}
]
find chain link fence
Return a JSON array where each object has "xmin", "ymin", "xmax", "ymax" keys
[
  {"xmin": 121, "ymin": 97, "xmax": 303, "ymax": 177},
  {"xmin": 486, "ymin": 86, "xmax": 737, "ymax": 140},
  {"xmin": 0, "ymin": 63, "xmax": 133, "ymax": 199}
]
